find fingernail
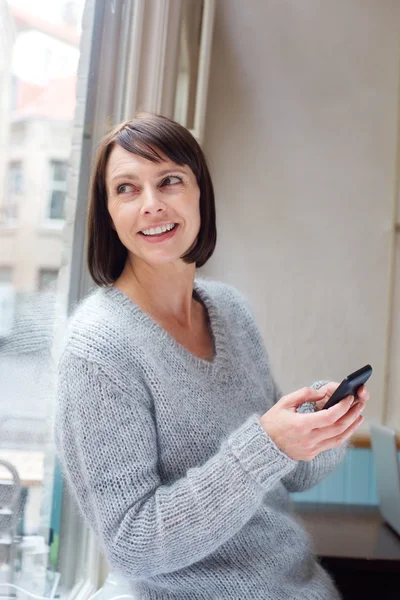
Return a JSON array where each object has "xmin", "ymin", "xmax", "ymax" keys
[{"xmin": 357, "ymin": 402, "xmax": 365, "ymax": 412}]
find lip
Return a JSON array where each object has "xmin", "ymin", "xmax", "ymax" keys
[{"xmin": 138, "ymin": 223, "xmax": 179, "ymax": 243}]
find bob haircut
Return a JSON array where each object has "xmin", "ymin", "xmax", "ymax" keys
[{"xmin": 87, "ymin": 113, "xmax": 217, "ymax": 286}]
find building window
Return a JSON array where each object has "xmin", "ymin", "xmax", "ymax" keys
[
  {"xmin": 1, "ymin": 161, "xmax": 23, "ymax": 223},
  {"xmin": 48, "ymin": 160, "xmax": 68, "ymax": 220},
  {"xmin": 0, "ymin": 268, "xmax": 14, "ymax": 338},
  {"xmin": 37, "ymin": 268, "xmax": 59, "ymax": 291},
  {"xmin": 0, "ymin": 267, "xmax": 13, "ymax": 284}
]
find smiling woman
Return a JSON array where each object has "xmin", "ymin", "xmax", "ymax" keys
[{"xmin": 54, "ymin": 113, "xmax": 367, "ymax": 600}]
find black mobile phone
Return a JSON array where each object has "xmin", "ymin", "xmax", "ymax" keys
[{"xmin": 322, "ymin": 364, "xmax": 372, "ymax": 410}]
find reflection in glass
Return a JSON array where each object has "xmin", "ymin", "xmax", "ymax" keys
[{"xmin": 174, "ymin": 0, "xmax": 204, "ymax": 131}]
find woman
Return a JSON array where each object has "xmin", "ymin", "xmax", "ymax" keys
[{"xmin": 55, "ymin": 113, "xmax": 369, "ymax": 599}]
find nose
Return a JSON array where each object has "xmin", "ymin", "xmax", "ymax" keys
[{"xmin": 140, "ymin": 185, "xmax": 166, "ymax": 215}]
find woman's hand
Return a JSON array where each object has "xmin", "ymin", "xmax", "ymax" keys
[
  {"xmin": 314, "ymin": 381, "xmax": 370, "ymax": 411},
  {"xmin": 259, "ymin": 384, "xmax": 370, "ymax": 461}
]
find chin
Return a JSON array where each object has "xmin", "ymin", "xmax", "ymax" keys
[
  {"xmin": 129, "ymin": 251, "xmax": 183, "ymax": 268},
  {"xmin": 127, "ymin": 234, "xmax": 197, "ymax": 267}
]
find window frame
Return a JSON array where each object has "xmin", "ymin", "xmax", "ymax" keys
[{"xmin": 53, "ymin": 0, "xmax": 216, "ymax": 594}]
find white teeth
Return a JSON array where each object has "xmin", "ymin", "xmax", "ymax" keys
[{"xmin": 141, "ymin": 223, "xmax": 176, "ymax": 236}]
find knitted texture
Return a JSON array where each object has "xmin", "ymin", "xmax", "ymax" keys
[{"xmin": 55, "ymin": 278, "xmax": 346, "ymax": 599}]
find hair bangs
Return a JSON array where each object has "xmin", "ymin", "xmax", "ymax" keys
[{"xmin": 115, "ymin": 128, "xmax": 164, "ymax": 163}]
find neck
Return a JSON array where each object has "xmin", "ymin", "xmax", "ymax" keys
[{"xmin": 114, "ymin": 258, "xmax": 198, "ymax": 328}]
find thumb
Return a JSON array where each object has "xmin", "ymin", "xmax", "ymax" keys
[{"xmin": 282, "ymin": 386, "xmax": 326, "ymax": 409}]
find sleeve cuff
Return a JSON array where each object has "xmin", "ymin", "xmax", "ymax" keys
[
  {"xmin": 226, "ymin": 414, "xmax": 297, "ymax": 490},
  {"xmin": 296, "ymin": 380, "xmax": 331, "ymax": 413}
]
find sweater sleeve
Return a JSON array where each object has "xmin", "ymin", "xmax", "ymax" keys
[
  {"xmin": 55, "ymin": 354, "xmax": 298, "ymax": 580},
  {"xmin": 225, "ymin": 285, "xmax": 348, "ymax": 493}
]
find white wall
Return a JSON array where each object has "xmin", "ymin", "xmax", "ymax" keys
[{"xmin": 202, "ymin": 0, "xmax": 400, "ymax": 428}]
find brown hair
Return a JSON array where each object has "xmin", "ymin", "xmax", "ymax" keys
[{"xmin": 87, "ymin": 113, "xmax": 217, "ymax": 286}]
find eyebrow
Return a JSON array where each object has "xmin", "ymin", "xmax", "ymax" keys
[{"xmin": 111, "ymin": 167, "xmax": 188, "ymax": 182}]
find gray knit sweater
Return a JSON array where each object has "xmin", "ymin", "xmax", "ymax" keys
[{"xmin": 55, "ymin": 278, "xmax": 345, "ymax": 599}]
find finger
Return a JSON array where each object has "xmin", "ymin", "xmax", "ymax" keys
[
  {"xmin": 299, "ymin": 394, "xmax": 354, "ymax": 427},
  {"xmin": 311, "ymin": 401, "xmax": 365, "ymax": 444},
  {"xmin": 356, "ymin": 385, "xmax": 370, "ymax": 402},
  {"xmin": 314, "ymin": 413, "xmax": 364, "ymax": 453},
  {"xmin": 281, "ymin": 387, "xmax": 326, "ymax": 408},
  {"xmin": 315, "ymin": 382, "xmax": 340, "ymax": 397}
]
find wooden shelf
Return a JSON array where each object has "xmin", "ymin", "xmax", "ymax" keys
[{"xmin": 350, "ymin": 432, "xmax": 400, "ymax": 450}]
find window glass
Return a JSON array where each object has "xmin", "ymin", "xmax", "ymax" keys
[
  {"xmin": 8, "ymin": 161, "xmax": 23, "ymax": 194},
  {"xmin": 37, "ymin": 268, "xmax": 58, "ymax": 292},
  {"xmin": 51, "ymin": 161, "xmax": 68, "ymax": 182},
  {"xmin": 1, "ymin": 161, "xmax": 23, "ymax": 223},
  {"xmin": 0, "ymin": 0, "xmax": 85, "ymax": 596},
  {"xmin": 0, "ymin": 268, "xmax": 13, "ymax": 283},
  {"xmin": 49, "ymin": 190, "xmax": 65, "ymax": 219},
  {"xmin": 48, "ymin": 161, "xmax": 68, "ymax": 220}
]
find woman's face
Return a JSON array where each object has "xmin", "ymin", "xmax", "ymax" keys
[{"xmin": 106, "ymin": 144, "xmax": 201, "ymax": 267}]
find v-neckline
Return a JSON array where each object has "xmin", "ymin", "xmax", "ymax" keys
[{"xmin": 101, "ymin": 279, "xmax": 228, "ymax": 374}]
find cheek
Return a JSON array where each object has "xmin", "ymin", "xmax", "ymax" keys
[
  {"xmin": 183, "ymin": 191, "xmax": 201, "ymax": 221},
  {"xmin": 109, "ymin": 202, "xmax": 139, "ymax": 231}
]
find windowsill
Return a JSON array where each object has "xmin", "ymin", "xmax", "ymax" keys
[{"xmin": 0, "ymin": 224, "xmax": 18, "ymax": 234}]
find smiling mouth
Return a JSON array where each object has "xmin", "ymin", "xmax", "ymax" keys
[{"xmin": 138, "ymin": 223, "xmax": 179, "ymax": 240}]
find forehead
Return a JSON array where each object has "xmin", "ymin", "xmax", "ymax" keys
[{"xmin": 106, "ymin": 144, "xmax": 189, "ymax": 181}]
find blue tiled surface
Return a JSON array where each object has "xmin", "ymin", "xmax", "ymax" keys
[{"xmin": 290, "ymin": 448, "xmax": 400, "ymax": 505}]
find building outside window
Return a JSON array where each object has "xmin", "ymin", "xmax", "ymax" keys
[
  {"xmin": 48, "ymin": 160, "xmax": 68, "ymax": 220},
  {"xmin": 0, "ymin": 0, "xmax": 84, "ymax": 596}
]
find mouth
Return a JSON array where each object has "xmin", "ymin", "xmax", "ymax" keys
[{"xmin": 138, "ymin": 223, "xmax": 179, "ymax": 243}]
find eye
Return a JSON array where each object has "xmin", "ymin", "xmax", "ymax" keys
[
  {"xmin": 161, "ymin": 175, "xmax": 183, "ymax": 187},
  {"xmin": 117, "ymin": 183, "xmax": 134, "ymax": 194}
]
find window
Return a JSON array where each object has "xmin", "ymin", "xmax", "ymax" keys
[
  {"xmin": 0, "ymin": 0, "xmax": 216, "ymax": 595},
  {"xmin": 37, "ymin": 268, "xmax": 58, "ymax": 292},
  {"xmin": 0, "ymin": 0, "xmax": 85, "ymax": 595},
  {"xmin": 48, "ymin": 160, "xmax": 68, "ymax": 220},
  {"xmin": 0, "ymin": 268, "xmax": 14, "ymax": 338},
  {"xmin": 0, "ymin": 267, "xmax": 13, "ymax": 284},
  {"xmin": 9, "ymin": 162, "xmax": 23, "ymax": 195},
  {"xmin": 1, "ymin": 161, "xmax": 23, "ymax": 223}
]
